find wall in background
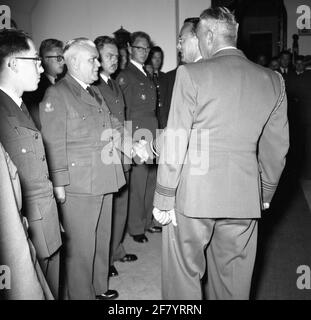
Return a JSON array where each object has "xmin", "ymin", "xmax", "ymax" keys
[{"xmin": 3, "ymin": 0, "xmax": 212, "ymax": 72}]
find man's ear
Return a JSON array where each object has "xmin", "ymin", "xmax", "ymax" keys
[
  {"xmin": 127, "ymin": 46, "xmax": 132, "ymax": 57},
  {"xmin": 7, "ymin": 57, "xmax": 18, "ymax": 72},
  {"xmin": 207, "ymin": 30, "xmax": 213, "ymax": 44}
]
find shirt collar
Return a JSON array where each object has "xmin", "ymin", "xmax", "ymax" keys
[
  {"xmin": 45, "ymin": 73, "xmax": 56, "ymax": 85},
  {"xmin": 130, "ymin": 59, "xmax": 147, "ymax": 76},
  {"xmin": 100, "ymin": 73, "xmax": 110, "ymax": 83},
  {"xmin": 0, "ymin": 85, "xmax": 23, "ymax": 108},
  {"xmin": 213, "ymin": 46, "xmax": 237, "ymax": 56},
  {"xmin": 194, "ymin": 56, "xmax": 202, "ymax": 62},
  {"xmin": 70, "ymin": 74, "xmax": 89, "ymax": 90}
]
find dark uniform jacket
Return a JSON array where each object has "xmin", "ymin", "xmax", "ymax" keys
[
  {"xmin": 116, "ymin": 62, "xmax": 158, "ymax": 144},
  {"xmin": 39, "ymin": 74, "xmax": 129, "ymax": 196},
  {"xmin": 95, "ymin": 76, "xmax": 131, "ymax": 172},
  {"xmin": 23, "ymin": 73, "xmax": 53, "ymax": 130},
  {"xmin": 0, "ymin": 90, "xmax": 62, "ymax": 259}
]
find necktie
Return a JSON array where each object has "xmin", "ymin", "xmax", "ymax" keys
[
  {"xmin": 20, "ymin": 102, "xmax": 31, "ymax": 119},
  {"xmin": 107, "ymin": 78, "xmax": 114, "ymax": 91},
  {"xmin": 86, "ymin": 86, "xmax": 102, "ymax": 105}
]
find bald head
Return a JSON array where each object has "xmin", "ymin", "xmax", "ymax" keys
[{"xmin": 63, "ymin": 38, "xmax": 100, "ymax": 84}]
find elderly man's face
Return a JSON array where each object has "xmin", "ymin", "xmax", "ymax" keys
[
  {"xmin": 75, "ymin": 45, "xmax": 100, "ymax": 84},
  {"xmin": 177, "ymin": 23, "xmax": 199, "ymax": 63},
  {"xmin": 99, "ymin": 43, "xmax": 119, "ymax": 76}
]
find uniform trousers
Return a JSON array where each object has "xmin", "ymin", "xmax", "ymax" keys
[
  {"xmin": 128, "ymin": 164, "xmax": 157, "ymax": 235},
  {"xmin": 60, "ymin": 193, "xmax": 112, "ymax": 300},
  {"xmin": 38, "ymin": 250, "xmax": 60, "ymax": 299},
  {"xmin": 162, "ymin": 212, "xmax": 258, "ymax": 300},
  {"xmin": 110, "ymin": 171, "xmax": 129, "ymax": 263}
]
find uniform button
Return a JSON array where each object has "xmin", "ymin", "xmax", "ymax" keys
[
  {"xmin": 21, "ymin": 148, "xmax": 27, "ymax": 154},
  {"xmin": 42, "ymin": 155, "xmax": 46, "ymax": 161},
  {"xmin": 98, "ymin": 108, "xmax": 103, "ymax": 113},
  {"xmin": 82, "ymin": 115, "xmax": 86, "ymax": 120},
  {"xmin": 71, "ymin": 162, "xmax": 76, "ymax": 167},
  {"xmin": 34, "ymin": 133, "xmax": 39, "ymax": 139},
  {"xmin": 116, "ymin": 100, "xmax": 119, "ymax": 104},
  {"xmin": 135, "ymin": 126, "xmax": 139, "ymax": 129}
]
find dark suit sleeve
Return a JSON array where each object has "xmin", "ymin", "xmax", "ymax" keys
[
  {"xmin": 258, "ymin": 73, "xmax": 289, "ymax": 203},
  {"xmin": 39, "ymin": 87, "xmax": 69, "ymax": 187},
  {"xmin": 153, "ymin": 66, "xmax": 195, "ymax": 210}
]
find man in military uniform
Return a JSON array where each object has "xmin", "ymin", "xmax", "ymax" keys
[
  {"xmin": 0, "ymin": 29, "xmax": 62, "ymax": 299},
  {"xmin": 117, "ymin": 31, "xmax": 159, "ymax": 243},
  {"xmin": 94, "ymin": 36, "xmax": 138, "ymax": 278},
  {"xmin": 40, "ymin": 38, "xmax": 144, "ymax": 300},
  {"xmin": 23, "ymin": 38, "xmax": 65, "ymax": 129},
  {"xmin": 153, "ymin": 7, "xmax": 289, "ymax": 300}
]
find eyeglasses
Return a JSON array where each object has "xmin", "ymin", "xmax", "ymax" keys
[
  {"xmin": 44, "ymin": 55, "xmax": 64, "ymax": 62},
  {"xmin": 132, "ymin": 46, "xmax": 150, "ymax": 53},
  {"xmin": 15, "ymin": 56, "xmax": 42, "ymax": 66}
]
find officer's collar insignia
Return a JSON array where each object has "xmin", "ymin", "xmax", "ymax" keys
[
  {"xmin": 44, "ymin": 102, "xmax": 54, "ymax": 113},
  {"xmin": 141, "ymin": 94, "xmax": 146, "ymax": 100},
  {"xmin": 119, "ymin": 77, "xmax": 125, "ymax": 86}
]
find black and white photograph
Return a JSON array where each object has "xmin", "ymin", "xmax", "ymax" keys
[{"xmin": 0, "ymin": 0, "xmax": 311, "ymax": 306}]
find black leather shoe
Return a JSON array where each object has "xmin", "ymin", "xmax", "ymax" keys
[
  {"xmin": 118, "ymin": 254, "xmax": 138, "ymax": 262},
  {"xmin": 132, "ymin": 234, "xmax": 148, "ymax": 243},
  {"xmin": 96, "ymin": 290, "xmax": 118, "ymax": 300},
  {"xmin": 147, "ymin": 226, "xmax": 162, "ymax": 233},
  {"xmin": 109, "ymin": 265, "xmax": 118, "ymax": 277}
]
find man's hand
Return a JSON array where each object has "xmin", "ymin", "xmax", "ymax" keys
[
  {"xmin": 153, "ymin": 207, "xmax": 177, "ymax": 226},
  {"xmin": 263, "ymin": 202, "xmax": 270, "ymax": 210},
  {"xmin": 132, "ymin": 139, "xmax": 149, "ymax": 163},
  {"xmin": 54, "ymin": 186, "xmax": 66, "ymax": 204}
]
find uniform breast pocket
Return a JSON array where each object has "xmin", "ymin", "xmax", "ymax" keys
[
  {"xmin": 8, "ymin": 139, "xmax": 41, "ymax": 182},
  {"xmin": 67, "ymin": 116, "xmax": 90, "ymax": 138}
]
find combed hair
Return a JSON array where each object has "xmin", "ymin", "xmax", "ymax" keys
[
  {"xmin": 129, "ymin": 31, "xmax": 151, "ymax": 46},
  {"xmin": 63, "ymin": 37, "xmax": 96, "ymax": 60},
  {"xmin": 94, "ymin": 36, "xmax": 117, "ymax": 52},
  {"xmin": 39, "ymin": 39, "xmax": 63, "ymax": 58},
  {"xmin": 183, "ymin": 17, "xmax": 200, "ymax": 33},
  {"xmin": 0, "ymin": 29, "xmax": 32, "ymax": 71},
  {"xmin": 199, "ymin": 7, "xmax": 238, "ymax": 44}
]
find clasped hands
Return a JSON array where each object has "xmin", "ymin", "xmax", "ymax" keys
[
  {"xmin": 132, "ymin": 139, "xmax": 149, "ymax": 163},
  {"xmin": 152, "ymin": 207, "xmax": 177, "ymax": 226}
]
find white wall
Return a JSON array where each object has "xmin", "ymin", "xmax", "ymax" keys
[
  {"xmin": 5, "ymin": 0, "xmax": 212, "ymax": 71},
  {"xmin": 284, "ymin": 0, "xmax": 311, "ymax": 55},
  {"xmin": 31, "ymin": 0, "xmax": 178, "ymax": 71}
]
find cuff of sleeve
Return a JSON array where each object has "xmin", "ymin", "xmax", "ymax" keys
[
  {"xmin": 262, "ymin": 180, "xmax": 278, "ymax": 203},
  {"xmin": 153, "ymin": 191, "xmax": 176, "ymax": 211},
  {"xmin": 51, "ymin": 170, "xmax": 70, "ymax": 187}
]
